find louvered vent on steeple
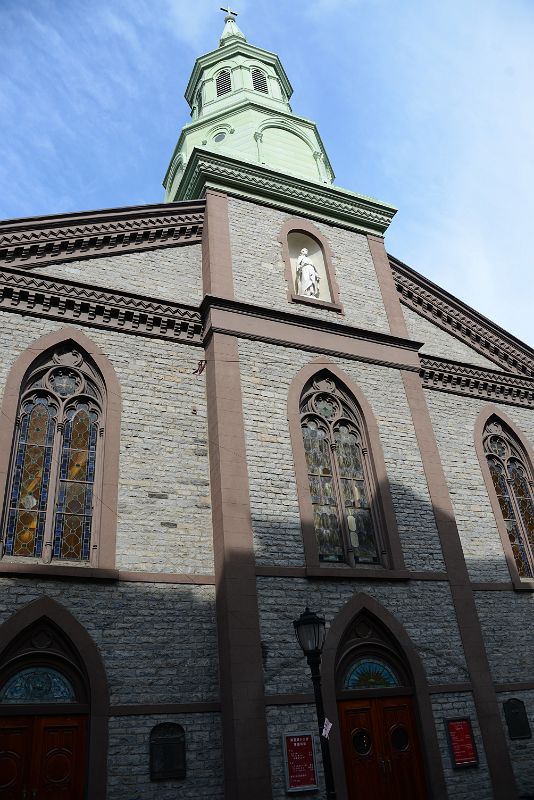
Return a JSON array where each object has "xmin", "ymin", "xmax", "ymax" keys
[
  {"xmin": 216, "ymin": 69, "xmax": 232, "ymax": 96},
  {"xmin": 252, "ymin": 68, "xmax": 268, "ymax": 94}
]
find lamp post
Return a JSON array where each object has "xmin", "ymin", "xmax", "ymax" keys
[{"xmin": 293, "ymin": 607, "xmax": 337, "ymax": 799}]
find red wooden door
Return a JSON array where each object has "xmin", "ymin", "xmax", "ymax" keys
[
  {"xmin": 0, "ymin": 718, "xmax": 32, "ymax": 800},
  {"xmin": 338, "ymin": 696, "xmax": 427, "ymax": 800},
  {"xmin": 0, "ymin": 716, "xmax": 86, "ymax": 800}
]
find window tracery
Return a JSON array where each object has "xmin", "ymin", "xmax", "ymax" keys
[
  {"xmin": 2, "ymin": 345, "xmax": 104, "ymax": 563},
  {"xmin": 300, "ymin": 374, "xmax": 380, "ymax": 565},
  {"xmin": 483, "ymin": 418, "xmax": 534, "ymax": 578}
]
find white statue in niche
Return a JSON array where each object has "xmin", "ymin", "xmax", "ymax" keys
[{"xmin": 296, "ymin": 248, "xmax": 320, "ymax": 298}]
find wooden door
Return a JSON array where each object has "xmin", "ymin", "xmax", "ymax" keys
[
  {"xmin": 338, "ymin": 696, "xmax": 427, "ymax": 800},
  {"xmin": 0, "ymin": 716, "xmax": 86, "ymax": 800}
]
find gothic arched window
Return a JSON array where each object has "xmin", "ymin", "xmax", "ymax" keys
[
  {"xmin": 483, "ymin": 417, "xmax": 534, "ymax": 578},
  {"xmin": 215, "ymin": 69, "xmax": 232, "ymax": 97},
  {"xmin": 299, "ymin": 374, "xmax": 381, "ymax": 566},
  {"xmin": 252, "ymin": 68, "xmax": 268, "ymax": 94},
  {"xmin": 1, "ymin": 343, "xmax": 105, "ymax": 564}
]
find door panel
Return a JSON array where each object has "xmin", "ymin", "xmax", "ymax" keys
[
  {"xmin": 0, "ymin": 716, "xmax": 86, "ymax": 800},
  {"xmin": 0, "ymin": 718, "xmax": 32, "ymax": 800},
  {"xmin": 339, "ymin": 696, "xmax": 427, "ymax": 800},
  {"xmin": 32, "ymin": 717, "xmax": 86, "ymax": 800}
]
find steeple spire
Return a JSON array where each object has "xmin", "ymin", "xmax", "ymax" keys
[{"xmin": 219, "ymin": 6, "xmax": 246, "ymax": 46}]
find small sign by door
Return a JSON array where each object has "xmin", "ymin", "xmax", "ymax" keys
[
  {"xmin": 445, "ymin": 718, "xmax": 478, "ymax": 768},
  {"xmin": 282, "ymin": 732, "xmax": 318, "ymax": 792}
]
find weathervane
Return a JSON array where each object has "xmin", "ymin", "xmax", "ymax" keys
[{"xmin": 220, "ymin": 6, "xmax": 238, "ymax": 18}]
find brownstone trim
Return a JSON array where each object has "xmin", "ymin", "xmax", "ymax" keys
[
  {"xmin": 495, "ymin": 682, "xmax": 534, "ymax": 692},
  {"xmin": 202, "ymin": 296, "xmax": 422, "ymax": 371},
  {"xmin": 474, "ymin": 404, "xmax": 534, "ymax": 590},
  {"xmin": 321, "ymin": 592, "xmax": 447, "ymax": 800},
  {"xmin": 278, "ymin": 217, "xmax": 344, "ymax": 312},
  {"xmin": 420, "ymin": 356, "xmax": 534, "ymax": 409},
  {"xmin": 287, "ymin": 359, "xmax": 405, "ymax": 572},
  {"xmin": 0, "ymin": 201, "xmax": 204, "ymax": 270},
  {"xmin": 0, "ymin": 265, "xmax": 202, "ymax": 344},
  {"xmin": 202, "ymin": 190, "xmax": 234, "ymax": 298},
  {"xmin": 255, "ymin": 565, "xmax": 448, "ymax": 580},
  {"xmin": 205, "ymin": 333, "xmax": 272, "ymax": 799},
  {"xmin": 264, "ymin": 693, "xmax": 314, "ymax": 706},
  {"xmin": 400, "ymin": 370, "xmax": 519, "ymax": 799},
  {"xmin": 117, "ymin": 571, "xmax": 216, "ymax": 585},
  {"xmin": 111, "ymin": 702, "xmax": 220, "ymax": 715},
  {"xmin": 427, "ymin": 683, "xmax": 473, "ymax": 694},
  {"xmin": 367, "ymin": 235, "xmax": 410, "ymax": 338},
  {"xmin": 0, "ymin": 597, "xmax": 109, "ymax": 800},
  {"xmin": 470, "ymin": 582, "xmax": 516, "ymax": 591},
  {"xmin": 390, "ymin": 254, "xmax": 534, "ymax": 376},
  {"xmin": 0, "ymin": 326, "xmax": 120, "ymax": 571}
]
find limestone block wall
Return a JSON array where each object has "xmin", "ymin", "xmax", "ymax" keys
[
  {"xmin": 238, "ymin": 339, "xmax": 445, "ymax": 573},
  {"xmin": 424, "ymin": 390, "xmax": 534, "ymax": 583},
  {"xmin": 401, "ymin": 305, "xmax": 503, "ymax": 369},
  {"xmin": 108, "ymin": 712, "xmax": 223, "ymax": 800},
  {"xmin": 0, "ymin": 578, "xmax": 219, "ymax": 704},
  {"xmin": 474, "ymin": 591, "xmax": 534, "ymax": 685},
  {"xmin": 256, "ymin": 577, "xmax": 468, "ymax": 696},
  {"xmin": 34, "ymin": 244, "xmax": 203, "ymax": 305},
  {"xmin": 227, "ymin": 197, "xmax": 391, "ymax": 335},
  {"xmin": 0, "ymin": 314, "xmax": 213, "ymax": 574}
]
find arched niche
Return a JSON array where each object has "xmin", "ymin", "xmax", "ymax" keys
[{"xmin": 278, "ymin": 219, "xmax": 343, "ymax": 312}]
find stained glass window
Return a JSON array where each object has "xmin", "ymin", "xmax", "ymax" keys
[
  {"xmin": 300, "ymin": 375, "xmax": 380, "ymax": 566},
  {"xmin": 343, "ymin": 658, "xmax": 400, "ymax": 690},
  {"xmin": 0, "ymin": 667, "xmax": 76, "ymax": 703},
  {"xmin": 1, "ymin": 347, "xmax": 103, "ymax": 563},
  {"xmin": 484, "ymin": 419, "xmax": 534, "ymax": 578}
]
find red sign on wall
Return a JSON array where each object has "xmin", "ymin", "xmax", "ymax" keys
[
  {"xmin": 445, "ymin": 718, "xmax": 479, "ymax": 768},
  {"xmin": 283, "ymin": 732, "xmax": 318, "ymax": 792}
]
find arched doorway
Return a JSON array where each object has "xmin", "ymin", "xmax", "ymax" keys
[
  {"xmin": 0, "ymin": 599, "xmax": 109, "ymax": 799},
  {"xmin": 335, "ymin": 612, "xmax": 428, "ymax": 800}
]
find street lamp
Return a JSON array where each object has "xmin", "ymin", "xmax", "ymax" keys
[{"xmin": 293, "ymin": 607, "xmax": 337, "ymax": 799}]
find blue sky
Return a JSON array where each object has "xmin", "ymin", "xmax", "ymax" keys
[{"xmin": 2, "ymin": 0, "xmax": 533, "ymax": 345}]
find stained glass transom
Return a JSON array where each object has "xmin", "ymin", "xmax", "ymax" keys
[
  {"xmin": 2, "ymin": 347, "xmax": 103, "ymax": 563},
  {"xmin": 0, "ymin": 667, "xmax": 76, "ymax": 703},
  {"xmin": 300, "ymin": 376, "xmax": 379, "ymax": 566},
  {"xmin": 484, "ymin": 420, "xmax": 534, "ymax": 578},
  {"xmin": 343, "ymin": 658, "xmax": 400, "ymax": 690}
]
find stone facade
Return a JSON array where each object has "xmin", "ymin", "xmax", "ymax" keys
[{"xmin": 0, "ymin": 185, "xmax": 532, "ymax": 800}]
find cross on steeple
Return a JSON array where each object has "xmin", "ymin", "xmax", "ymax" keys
[{"xmin": 220, "ymin": 6, "xmax": 238, "ymax": 18}]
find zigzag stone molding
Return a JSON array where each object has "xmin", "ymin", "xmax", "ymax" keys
[
  {"xmin": 420, "ymin": 356, "xmax": 534, "ymax": 409},
  {"xmin": 0, "ymin": 266, "xmax": 202, "ymax": 344},
  {"xmin": 391, "ymin": 256, "xmax": 534, "ymax": 377},
  {"xmin": 0, "ymin": 201, "xmax": 205, "ymax": 270},
  {"xmin": 176, "ymin": 148, "xmax": 396, "ymax": 236}
]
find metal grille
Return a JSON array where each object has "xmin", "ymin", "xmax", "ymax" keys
[
  {"xmin": 252, "ymin": 68, "xmax": 268, "ymax": 93},
  {"xmin": 216, "ymin": 69, "xmax": 231, "ymax": 96}
]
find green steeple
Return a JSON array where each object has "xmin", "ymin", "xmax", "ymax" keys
[
  {"xmin": 163, "ymin": 12, "xmax": 335, "ymax": 200},
  {"xmin": 163, "ymin": 12, "xmax": 396, "ymax": 236}
]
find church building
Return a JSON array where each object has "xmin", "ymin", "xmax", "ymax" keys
[{"xmin": 1, "ymin": 11, "xmax": 534, "ymax": 800}]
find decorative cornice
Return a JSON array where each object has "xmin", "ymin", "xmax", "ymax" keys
[
  {"xmin": 0, "ymin": 265, "xmax": 202, "ymax": 344},
  {"xmin": 420, "ymin": 355, "xmax": 534, "ymax": 408},
  {"xmin": 390, "ymin": 255, "xmax": 534, "ymax": 377},
  {"xmin": 0, "ymin": 201, "xmax": 205, "ymax": 270},
  {"xmin": 177, "ymin": 148, "xmax": 396, "ymax": 235}
]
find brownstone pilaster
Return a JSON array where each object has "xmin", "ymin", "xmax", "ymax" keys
[{"xmin": 203, "ymin": 191, "xmax": 273, "ymax": 798}]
